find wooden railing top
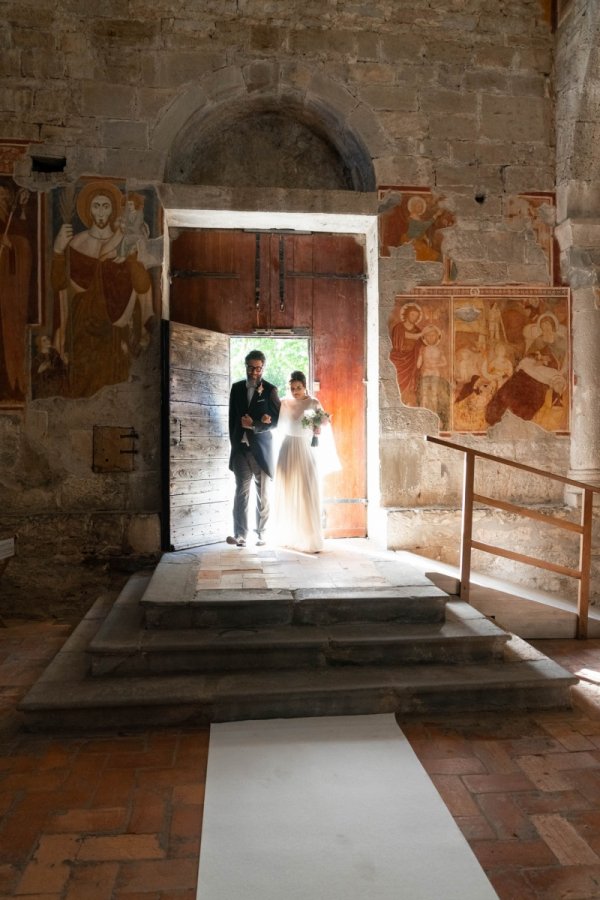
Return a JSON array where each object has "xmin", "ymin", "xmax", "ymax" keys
[{"xmin": 426, "ymin": 435, "xmax": 600, "ymax": 494}]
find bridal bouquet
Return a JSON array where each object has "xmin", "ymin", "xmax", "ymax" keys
[{"xmin": 301, "ymin": 407, "xmax": 331, "ymax": 447}]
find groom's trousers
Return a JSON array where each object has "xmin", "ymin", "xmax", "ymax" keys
[{"xmin": 231, "ymin": 447, "xmax": 271, "ymax": 540}]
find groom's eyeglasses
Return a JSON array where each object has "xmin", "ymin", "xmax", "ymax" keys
[{"xmin": 247, "ymin": 365, "xmax": 264, "ymax": 372}]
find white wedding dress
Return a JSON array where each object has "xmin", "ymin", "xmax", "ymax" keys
[{"xmin": 273, "ymin": 396, "xmax": 324, "ymax": 553}]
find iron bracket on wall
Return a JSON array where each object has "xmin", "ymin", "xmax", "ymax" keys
[
  {"xmin": 169, "ymin": 269, "xmax": 239, "ymax": 283},
  {"xmin": 279, "ymin": 236, "xmax": 285, "ymax": 311},
  {"xmin": 92, "ymin": 426, "xmax": 139, "ymax": 473},
  {"xmin": 254, "ymin": 232, "xmax": 261, "ymax": 309},
  {"xmin": 287, "ymin": 271, "xmax": 367, "ymax": 281}
]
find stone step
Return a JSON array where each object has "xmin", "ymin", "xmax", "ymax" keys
[
  {"xmin": 88, "ymin": 582, "xmax": 509, "ymax": 676},
  {"xmin": 90, "ymin": 620, "xmax": 508, "ymax": 676},
  {"xmin": 141, "ymin": 586, "xmax": 449, "ymax": 630},
  {"xmin": 18, "ymin": 579, "xmax": 578, "ymax": 732},
  {"xmin": 20, "ymin": 650, "xmax": 577, "ymax": 732}
]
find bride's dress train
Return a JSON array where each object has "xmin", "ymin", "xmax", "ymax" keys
[{"xmin": 273, "ymin": 396, "xmax": 324, "ymax": 553}]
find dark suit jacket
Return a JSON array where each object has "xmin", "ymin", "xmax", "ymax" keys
[{"xmin": 228, "ymin": 379, "xmax": 281, "ymax": 478}]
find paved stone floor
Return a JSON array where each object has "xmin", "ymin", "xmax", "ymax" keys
[
  {"xmin": 190, "ymin": 537, "xmax": 403, "ymax": 591},
  {"xmin": 2, "ymin": 541, "xmax": 600, "ymax": 898}
]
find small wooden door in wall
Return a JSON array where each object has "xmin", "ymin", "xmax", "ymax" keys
[
  {"xmin": 169, "ymin": 229, "xmax": 367, "ymax": 540},
  {"xmin": 164, "ymin": 322, "xmax": 230, "ymax": 550}
]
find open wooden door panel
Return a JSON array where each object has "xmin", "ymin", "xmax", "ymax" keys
[{"xmin": 164, "ymin": 322, "xmax": 230, "ymax": 550}]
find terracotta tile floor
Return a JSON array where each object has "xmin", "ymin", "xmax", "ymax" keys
[
  {"xmin": 0, "ymin": 621, "xmax": 207, "ymax": 899},
  {"xmin": 3, "ymin": 621, "xmax": 600, "ymax": 896}
]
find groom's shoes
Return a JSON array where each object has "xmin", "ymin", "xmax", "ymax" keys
[{"xmin": 226, "ymin": 535, "xmax": 246, "ymax": 547}]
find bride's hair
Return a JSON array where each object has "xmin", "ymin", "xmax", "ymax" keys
[{"xmin": 289, "ymin": 370, "xmax": 306, "ymax": 386}]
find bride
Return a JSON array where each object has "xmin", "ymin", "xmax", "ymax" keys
[{"xmin": 273, "ymin": 370, "xmax": 326, "ymax": 553}]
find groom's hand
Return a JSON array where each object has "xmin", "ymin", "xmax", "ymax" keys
[{"xmin": 241, "ymin": 414, "xmax": 253, "ymax": 429}]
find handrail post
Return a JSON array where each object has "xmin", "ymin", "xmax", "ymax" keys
[
  {"xmin": 460, "ymin": 450, "xmax": 475, "ymax": 604},
  {"xmin": 577, "ymin": 488, "xmax": 593, "ymax": 639}
]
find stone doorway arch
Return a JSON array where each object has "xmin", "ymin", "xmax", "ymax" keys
[
  {"xmin": 153, "ymin": 63, "xmax": 380, "ymax": 192},
  {"xmin": 167, "ymin": 106, "xmax": 366, "ymax": 191}
]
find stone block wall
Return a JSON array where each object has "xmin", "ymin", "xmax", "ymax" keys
[{"xmin": 1, "ymin": 0, "xmax": 598, "ymax": 616}]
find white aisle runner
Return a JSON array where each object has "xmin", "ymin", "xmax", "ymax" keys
[{"xmin": 197, "ymin": 714, "xmax": 498, "ymax": 900}]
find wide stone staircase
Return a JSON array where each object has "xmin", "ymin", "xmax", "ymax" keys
[{"xmin": 19, "ymin": 549, "xmax": 578, "ymax": 731}]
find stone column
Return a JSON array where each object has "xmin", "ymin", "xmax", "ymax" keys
[{"xmin": 555, "ymin": 218, "xmax": 600, "ymax": 504}]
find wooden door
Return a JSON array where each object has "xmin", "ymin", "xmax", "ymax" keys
[
  {"xmin": 169, "ymin": 229, "xmax": 367, "ymax": 538},
  {"xmin": 163, "ymin": 321, "xmax": 230, "ymax": 550},
  {"xmin": 170, "ymin": 230, "xmax": 259, "ymax": 333},
  {"xmin": 281, "ymin": 234, "xmax": 366, "ymax": 537}
]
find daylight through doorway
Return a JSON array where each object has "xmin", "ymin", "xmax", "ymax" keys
[
  {"xmin": 229, "ymin": 336, "xmax": 311, "ymax": 398},
  {"xmin": 229, "ymin": 335, "xmax": 313, "ymax": 545}
]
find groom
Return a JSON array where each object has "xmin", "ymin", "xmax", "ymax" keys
[{"xmin": 227, "ymin": 350, "xmax": 281, "ymax": 547}]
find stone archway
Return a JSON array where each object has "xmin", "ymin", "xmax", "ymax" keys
[
  {"xmin": 152, "ymin": 63, "xmax": 380, "ymax": 192},
  {"xmin": 167, "ymin": 107, "xmax": 360, "ymax": 191}
]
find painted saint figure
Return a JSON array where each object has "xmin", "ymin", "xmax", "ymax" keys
[
  {"xmin": 118, "ymin": 192, "xmax": 164, "ymax": 269},
  {"xmin": 390, "ymin": 302, "xmax": 438, "ymax": 407},
  {"xmin": 482, "ymin": 342, "xmax": 513, "ymax": 388},
  {"xmin": 454, "ymin": 375, "xmax": 496, "ymax": 432},
  {"xmin": 416, "ymin": 326, "xmax": 451, "ymax": 429},
  {"xmin": 485, "ymin": 314, "xmax": 567, "ymax": 428},
  {"xmin": 401, "ymin": 195, "xmax": 442, "ymax": 261},
  {"xmin": 0, "ymin": 185, "xmax": 32, "ymax": 403},
  {"xmin": 51, "ymin": 180, "xmax": 155, "ymax": 398},
  {"xmin": 488, "ymin": 302, "xmax": 507, "ymax": 344}
]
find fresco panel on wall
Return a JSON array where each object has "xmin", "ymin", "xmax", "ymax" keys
[
  {"xmin": 47, "ymin": 178, "xmax": 163, "ymax": 400},
  {"xmin": 0, "ymin": 176, "xmax": 41, "ymax": 409},
  {"xmin": 378, "ymin": 186, "xmax": 457, "ymax": 282},
  {"xmin": 389, "ymin": 286, "xmax": 570, "ymax": 434}
]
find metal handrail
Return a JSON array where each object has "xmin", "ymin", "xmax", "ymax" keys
[{"xmin": 426, "ymin": 435, "xmax": 600, "ymax": 639}]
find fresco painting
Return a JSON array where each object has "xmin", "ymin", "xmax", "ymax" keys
[
  {"xmin": 0, "ymin": 171, "xmax": 163, "ymax": 407},
  {"xmin": 506, "ymin": 192, "xmax": 557, "ymax": 285},
  {"xmin": 46, "ymin": 177, "xmax": 163, "ymax": 400},
  {"xmin": 389, "ymin": 286, "xmax": 570, "ymax": 434},
  {"xmin": 378, "ymin": 186, "xmax": 457, "ymax": 282},
  {"xmin": 0, "ymin": 176, "xmax": 41, "ymax": 407}
]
